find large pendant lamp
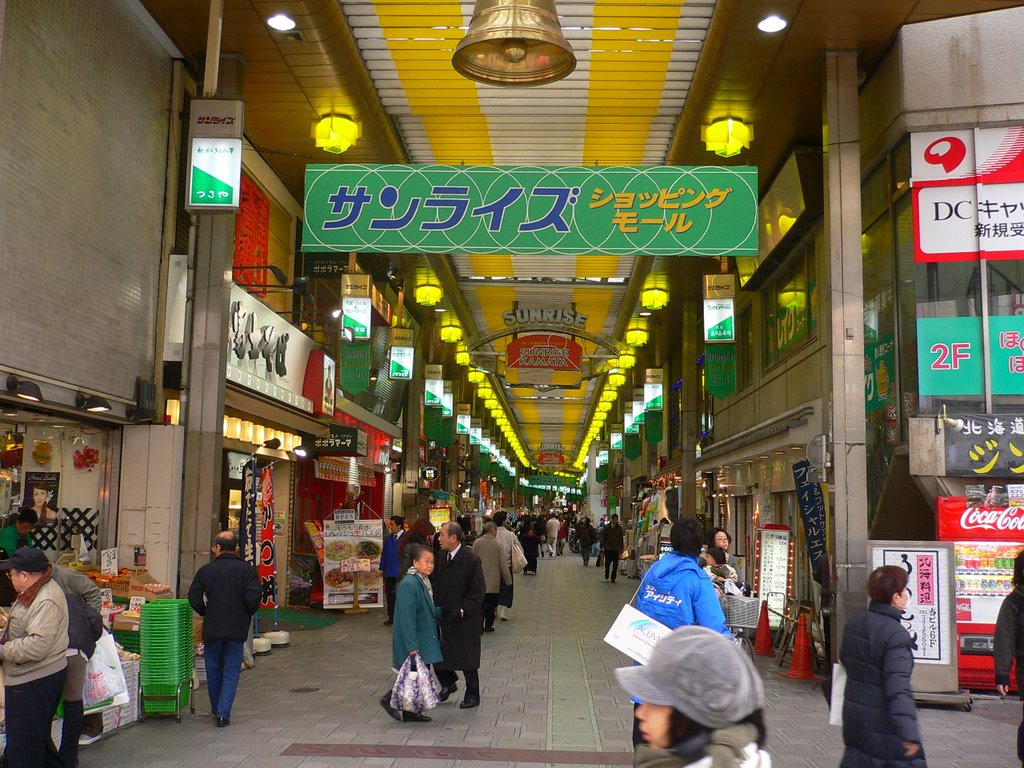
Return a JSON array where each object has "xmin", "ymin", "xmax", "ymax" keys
[{"xmin": 453, "ymin": 0, "xmax": 576, "ymax": 87}]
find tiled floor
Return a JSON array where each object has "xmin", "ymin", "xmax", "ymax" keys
[{"xmin": 81, "ymin": 551, "xmax": 1021, "ymax": 767}]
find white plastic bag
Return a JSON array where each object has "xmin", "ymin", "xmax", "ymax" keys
[
  {"xmin": 82, "ymin": 630, "xmax": 128, "ymax": 708},
  {"xmin": 829, "ymin": 662, "xmax": 846, "ymax": 726}
]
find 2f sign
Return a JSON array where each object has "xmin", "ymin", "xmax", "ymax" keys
[{"xmin": 930, "ymin": 342, "xmax": 972, "ymax": 370}]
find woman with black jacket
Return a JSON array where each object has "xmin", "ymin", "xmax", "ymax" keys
[
  {"xmin": 839, "ymin": 565, "xmax": 925, "ymax": 767},
  {"xmin": 994, "ymin": 549, "xmax": 1024, "ymax": 767}
]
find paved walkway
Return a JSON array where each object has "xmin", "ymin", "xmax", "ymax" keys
[{"xmin": 82, "ymin": 551, "xmax": 1021, "ymax": 767}]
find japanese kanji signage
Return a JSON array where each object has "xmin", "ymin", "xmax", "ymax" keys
[
  {"xmin": 389, "ymin": 327, "xmax": 414, "ymax": 381},
  {"xmin": 258, "ymin": 466, "xmax": 278, "ymax": 608},
  {"xmin": 644, "ymin": 369, "xmax": 663, "ymax": 411},
  {"xmin": 703, "ymin": 298, "xmax": 735, "ymax": 342},
  {"xmin": 610, "ymin": 431, "xmax": 623, "ymax": 451},
  {"xmin": 339, "ymin": 341, "xmax": 371, "ymax": 394},
  {"xmin": 792, "ymin": 459, "xmax": 826, "ymax": 573},
  {"xmin": 303, "ymin": 165, "xmax": 758, "ymax": 257},
  {"xmin": 911, "ymin": 126, "xmax": 1024, "ymax": 262},
  {"xmin": 506, "ymin": 334, "xmax": 582, "ymax": 371},
  {"xmin": 704, "ymin": 345, "xmax": 736, "ymax": 398},
  {"xmin": 187, "ymin": 100, "xmax": 243, "ymax": 212},
  {"xmin": 918, "ymin": 316, "xmax": 1024, "ymax": 396},
  {"xmin": 865, "ymin": 334, "xmax": 896, "ymax": 412},
  {"xmin": 870, "ymin": 542, "xmax": 953, "ymax": 666},
  {"xmin": 757, "ymin": 527, "xmax": 790, "ymax": 630},
  {"xmin": 944, "ymin": 414, "xmax": 1024, "ymax": 476},
  {"xmin": 342, "ymin": 297, "xmax": 371, "ymax": 340}
]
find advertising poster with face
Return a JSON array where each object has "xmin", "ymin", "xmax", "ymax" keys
[{"xmin": 23, "ymin": 471, "xmax": 59, "ymax": 527}]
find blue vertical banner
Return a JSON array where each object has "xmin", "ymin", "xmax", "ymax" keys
[{"xmin": 792, "ymin": 459, "xmax": 827, "ymax": 573}]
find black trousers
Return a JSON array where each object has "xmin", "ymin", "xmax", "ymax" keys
[
  {"xmin": 436, "ymin": 668, "xmax": 479, "ymax": 698},
  {"xmin": 483, "ymin": 593, "xmax": 500, "ymax": 628},
  {"xmin": 2, "ymin": 667, "xmax": 67, "ymax": 768},
  {"xmin": 384, "ymin": 576, "xmax": 398, "ymax": 620},
  {"xmin": 604, "ymin": 549, "xmax": 621, "ymax": 581}
]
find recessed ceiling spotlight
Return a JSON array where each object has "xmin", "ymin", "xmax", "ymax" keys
[
  {"xmin": 757, "ymin": 14, "xmax": 787, "ymax": 33},
  {"xmin": 434, "ymin": 307, "xmax": 448, "ymax": 313},
  {"xmin": 267, "ymin": 14, "xmax": 296, "ymax": 32}
]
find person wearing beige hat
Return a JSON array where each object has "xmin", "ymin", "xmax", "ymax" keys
[{"xmin": 614, "ymin": 625, "xmax": 771, "ymax": 768}]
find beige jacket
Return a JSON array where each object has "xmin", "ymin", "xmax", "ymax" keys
[
  {"xmin": 472, "ymin": 534, "xmax": 512, "ymax": 594},
  {"xmin": 2, "ymin": 578, "xmax": 69, "ymax": 685}
]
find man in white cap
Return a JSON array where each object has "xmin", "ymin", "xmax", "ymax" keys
[{"xmin": 614, "ymin": 625, "xmax": 771, "ymax": 767}]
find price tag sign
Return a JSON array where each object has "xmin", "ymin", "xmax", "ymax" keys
[
  {"xmin": 101, "ymin": 547, "xmax": 118, "ymax": 577},
  {"xmin": 129, "ymin": 595, "xmax": 147, "ymax": 612},
  {"xmin": 99, "ymin": 588, "xmax": 113, "ymax": 609}
]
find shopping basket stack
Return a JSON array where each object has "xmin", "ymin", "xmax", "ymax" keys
[{"xmin": 140, "ymin": 599, "xmax": 194, "ymax": 720}]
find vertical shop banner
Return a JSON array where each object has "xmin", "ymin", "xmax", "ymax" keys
[
  {"xmin": 870, "ymin": 542, "xmax": 952, "ymax": 665},
  {"xmin": 342, "ymin": 296, "xmax": 372, "ymax": 340},
  {"xmin": 258, "ymin": 467, "xmax": 278, "ymax": 608},
  {"xmin": 321, "ymin": 520, "xmax": 384, "ymax": 609},
  {"xmin": 624, "ymin": 432, "xmax": 641, "ymax": 461},
  {"xmin": 233, "ymin": 175, "xmax": 270, "ymax": 294},
  {"xmin": 187, "ymin": 100, "xmax": 243, "ymax": 212},
  {"xmin": 240, "ymin": 459, "xmax": 258, "ymax": 566},
  {"xmin": 340, "ymin": 341, "xmax": 371, "ymax": 394},
  {"xmin": 791, "ymin": 460, "xmax": 827, "ymax": 573},
  {"xmin": 757, "ymin": 527, "xmax": 790, "ymax": 629},
  {"xmin": 704, "ymin": 345, "xmax": 737, "ymax": 398},
  {"xmin": 644, "ymin": 411, "xmax": 663, "ymax": 445},
  {"xmin": 864, "ymin": 334, "xmax": 896, "ymax": 412}
]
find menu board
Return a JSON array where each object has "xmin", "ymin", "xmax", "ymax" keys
[
  {"xmin": 870, "ymin": 543, "xmax": 953, "ymax": 666},
  {"xmin": 757, "ymin": 527, "xmax": 790, "ymax": 629},
  {"xmin": 322, "ymin": 520, "xmax": 384, "ymax": 609}
]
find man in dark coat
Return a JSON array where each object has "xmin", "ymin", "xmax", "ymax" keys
[
  {"xmin": 379, "ymin": 515, "xmax": 407, "ymax": 626},
  {"xmin": 187, "ymin": 531, "xmax": 260, "ymax": 727},
  {"xmin": 431, "ymin": 521, "xmax": 485, "ymax": 709}
]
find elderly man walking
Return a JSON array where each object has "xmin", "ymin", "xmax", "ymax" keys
[
  {"xmin": 432, "ymin": 522, "xmax": 486, "ymax": 709},
  {"xmin": 473, "ymin": 522, "xmax": 512, "ymax": 633},
  {"xmin": 492, "ymin": 511, "xmax": 517, "ymax": 622},
  {"xmin": 188, "ymin": 531, "xmax": 260, "ymax": 727}
]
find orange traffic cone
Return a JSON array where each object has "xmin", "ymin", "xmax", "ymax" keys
[
  {"xmin": 784, "ymin": 614, "xmax": 816, "ymax": 679},
  {"xmin": 754, "ymin": 600, "xmax": 773, "ymax": 656}
]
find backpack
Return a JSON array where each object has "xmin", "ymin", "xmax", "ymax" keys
[{"xmin": 67, "ymin": 592, "xmax": 104, "ymax": 658}]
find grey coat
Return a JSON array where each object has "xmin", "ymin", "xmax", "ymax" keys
[{"xmin": 471, "ymin": 535, "xmax": 512, "ymax": 594}]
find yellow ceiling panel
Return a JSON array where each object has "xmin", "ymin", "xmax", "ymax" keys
[
  {"xmin": 371, "ymin": 1, "xmax": 492, "ymax": 163},
  {"xmin": 467, "ymin": 254, "xmax": 515, "ymax": 278},
  {"xmin": 572, "ymin": 285, "xmax": 616, "ymax": 338},
  {"xmin": 574, "ymin": 256, "xmax": 625, "ymax": 279},
  {"xmin": 518, "ymin": 400, "xmax": 541, "ymax": 448}
]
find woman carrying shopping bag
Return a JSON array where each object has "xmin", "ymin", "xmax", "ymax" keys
[{"xmin": 381, "ymin": 543, "xmax": 442, "ymax": 723}]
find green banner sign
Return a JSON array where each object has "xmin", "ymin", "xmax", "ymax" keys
[
  {"xmin": 645, "ymin": 411, "xmax": 663, "ymax": 445},
  {"xmin": 624, "ymin": 433, "xmax": 641, "ymax": 461},
  {"xmin": 342, "ymin": 297, "xmax": 371, "ymax": 340},
  {"xmin": 917, "ymin": 317, "xmax": 983, "ymax": 396},
  {"xmin": 865, "ymin": 334, "xmax": 896, "ymax": 412},
  {"xmin": 389, "ymin": 346, "xmax": 414, "ymax": 380},
  {"xmin": 303, "ymin": 165, "xmax": 758, "ymax": 257},
  {"xmin": 340, "ymin": 341, "xmax": 371, "ymax": 394},
  {"xmin": 704, "ymin": 344, "xmax": 737, "ymax": 398}
]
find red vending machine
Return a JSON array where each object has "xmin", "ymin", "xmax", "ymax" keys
[{"xmin": 937, "ymin": 496, "xmax": 1024, "ymax": 691}]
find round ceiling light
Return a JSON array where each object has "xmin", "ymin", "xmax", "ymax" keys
[
  {"xmin": 757, "ymin": 15, "xmax": 787, "ymax": 33},
  {"xmin": 267, "ymin": 14, "xmax": 297, "ymax": 31}
]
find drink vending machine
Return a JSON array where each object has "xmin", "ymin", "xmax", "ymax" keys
[{"xmin": 937, "ymin": 497, "xmax": 1024, "ymax": 691}]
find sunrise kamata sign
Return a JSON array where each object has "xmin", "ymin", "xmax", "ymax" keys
[{"xmin": 303, "ymin": 165, "xmax": 757, "ymax": 257}]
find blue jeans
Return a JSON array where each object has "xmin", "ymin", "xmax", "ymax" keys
[{"xmin": 205, "ymin": 638, "xmax": 244, "ymax": 719}]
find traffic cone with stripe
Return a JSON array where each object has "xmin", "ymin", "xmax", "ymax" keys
[
  {"xmin": 754, "ymin": 600, "xmax": 773, "ymax": 656},
  {"xmin": 784, "ymin": 613, "xmax": 816, "ymax": 679}
]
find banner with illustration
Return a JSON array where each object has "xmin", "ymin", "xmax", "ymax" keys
[
  {"xmin": 258, "ymin": 466, "xmax": 278, "ymax": 608},
  {"xmin": 322, "ymin": 520, "xmax": 384, "ymax": 609}
]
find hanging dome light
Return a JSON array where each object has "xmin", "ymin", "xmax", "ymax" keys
[
  {"xmin": 608, "ymin": 370, "xmax": 627, "ymax": 388},
  {"xmin": 455, "ymin": 343, "xmax": 470, "ymax": 366},
  {"xmin": 618, "ymin": 348, "xmax": 636, "ymax": 369},
  {"xmin": 702, "ymin": 118, "xmax": 753, "ymax": 158},
  {"xmin": 415, "ymin": 281, "xmax": 442, "ymax": 306},
  {"xmin": 313, "ymin": 114, "xmax": 361, "ymax": 154}
]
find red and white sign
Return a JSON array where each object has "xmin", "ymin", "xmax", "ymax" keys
[
  {"xmin": 536, "ymin": 451, "xmax": 565, "ymax": 467},
  {"xmin": 258, "ymin": 466, "xmax": 277, "ymax": 608},
  {"xmin": 911, "ymin": 127, "xmax": 1024, "ymax": 262},
  {"xmin": 937, "ymin": 495, "xmax": 1024, "ymax": 541},
  {"xmin": 506, "ymin": 334, "xmax": 582, "ymax": 372}
]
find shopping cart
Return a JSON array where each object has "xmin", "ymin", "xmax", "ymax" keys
[{"xmin": 722, "ymin": 594, "xmax": 760, "ymax": 659}]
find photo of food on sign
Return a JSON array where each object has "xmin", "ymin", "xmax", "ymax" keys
[
  {"xmin": 355, "ymin": 540, "xmax": 381, "ymax": 559},
  {"xmin": 324, "ymin": 567, "xmax": 355, "ymax": 590},
  {"xmin": 324, "ymin": 540, "xmax": 355, "ymax": 561}
]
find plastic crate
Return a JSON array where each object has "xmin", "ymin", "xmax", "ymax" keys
[
  {"xmin": 722, "ymin": 595, "xmax": 760, "ymax": 629},
  {"xmin": 112, "ymin": 628, "xmax": 141, "ymax": 654},
  {"xmin": 141, "ymin": 682, "xmax": 191, "ymax": 714}
]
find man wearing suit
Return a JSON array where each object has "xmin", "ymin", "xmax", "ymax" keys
[
  {"xmin": 379, "ymin": 515, "xmax": 407, "ymax": 626},
  {"xmin": 431, "ymin": 522, "xmax": 485, "ymax": 709},
  {"xmin": 472, "ymin": 522, "xmax": 512, "ymax": 633}
]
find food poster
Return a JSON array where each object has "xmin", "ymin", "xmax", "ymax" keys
[{"xmin": 322, "ymin": 520, "xmax": 384, "ymax": 609}]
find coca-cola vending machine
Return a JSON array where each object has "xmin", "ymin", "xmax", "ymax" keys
[{"xmin": 937, "ymin": 496, "xmax": 1024, "ymax": 691}]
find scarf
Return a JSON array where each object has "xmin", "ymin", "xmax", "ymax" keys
[
  {"xmin": 16, "ymin": 567, "xmax": 53, "ymax": 607},
  {"xmin": 408, "ymin": 565, "xmax": 434, "ymax": 602},
  {"xmin": 639, "ymin": 722, "xmax": 758, "ymax": 768}
]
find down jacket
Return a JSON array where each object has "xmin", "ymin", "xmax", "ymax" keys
[
  {"xmin": 1, "ymin": 578, "xmax": 69, "ymax": 685},
  {"xmin": 993, "ymin": 586, "xmax": 1024, "ymax": 694},
  {"xmin": 839, "ymin": 601, "xmax": 925, "ymax": 767}
]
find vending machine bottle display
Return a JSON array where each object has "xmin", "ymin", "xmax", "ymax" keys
[{"xmin": 937, "ymin": 497, "xmax": 1024, "ymax": 691}]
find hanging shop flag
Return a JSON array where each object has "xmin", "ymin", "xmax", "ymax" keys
[
  {"xmin": 624, "ymin": 409, "xmax": 637, "ymax": 434},
  {"xmin": 423, "ymin": 408, "xmax": 446, "ymax": 441},
  {"xmin": 704, "ymin": 345, "xmax": 737, "ymax": 398},
  {"xmin": 441, "ymin": 392, "xmax": 454, "ymax": 418},
  {"xmin": 645, "ymin": 411, "xmax": 663, "ymax": 445},
  {"xmin": 644, "ymin": 369, "xmax": 664, "ymax": 411},
  {"xmin": 506, "ymin": 334, "xmax": 582, "ymax": 371},
  {"xmin": 703, "ymin": 298, "xmax": 735, "ymax": 342},
  {"xmin": 340, "ymin": 341, "xmax": 371, "ymax": 394},
  {"xmin": 187, "ymin": 100, "xmax": 243, "ymax": 212},
  {"xmin": 389, "ymin": 328, "xmax": 414, "ymax": 381},
  {"xmin": 424, "ymin": 379, "xmax": 444, "ymax": 407},
  {"xmin": 456, "ymin": 405, "xmax": 471, "ymax": 435},
  {"xmin": 610, "ymin": 430, "xmax": 623, "ymax": 451},
  {"xmin": 632, "ymin": 400, "xmax": 646, "ymax": 426},
  {"xmin": 240, "ymin": 458, "xmax": 258, "ymax": 566},
  {"xmin": 342, "ymin": 296, "xmax": 372, "ymax": 340},
  {"xmin": 258, "ymin": 466, "xmax": 278, "ymax": 608},
  {"xmin": 624, "ymin": 433, "xmax": 642, "ymax": 461},
  {"xmin": 791, "ymin": 459, "xmax": 826, "ymax": 575},
  {"xmin": 303, "ymin": 165, "xmax": 758, "ymax": 257}
]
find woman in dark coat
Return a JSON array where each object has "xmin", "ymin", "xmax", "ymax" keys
[
  {"xmin": 518, "ymin": 527, "xmax": 540, "ymax": 574},
  {"xmin": 381, "ymin": 544, "xmax": 442, "ymax": 723},
  {"xmin": 839, "ymin": 565, "xmax": 925, "ymax": 766},
  {"xmin": 994, "ymin": 548, "xmax": 1024, "ymax": 765}
]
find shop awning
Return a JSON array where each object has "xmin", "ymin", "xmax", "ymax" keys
[{"xmin": 225, "ymin": 384, "xmax": 330, "ymax": 437}]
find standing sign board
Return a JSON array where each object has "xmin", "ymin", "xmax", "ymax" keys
[
  {"xmin": 321, "ymin": 520, "xmax": 384, "ymax": 609},
  {"xmin": 187, "ymin": 100, "xmax": 243, "ymax": 212},
  {"xmin": 869, "ymin": 540, "xmax": 958, "ymax": 693},
  {"xmin": 756, "ymin": 526, "xmax": 790, "ymax": 629}
]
